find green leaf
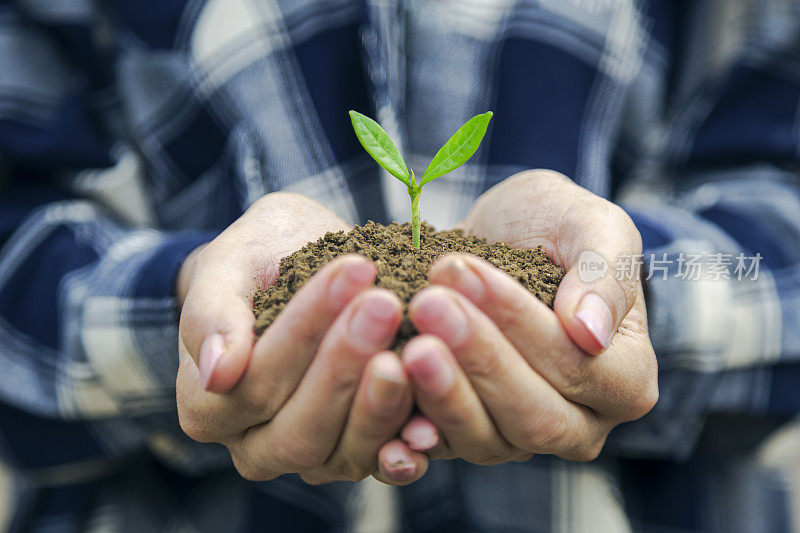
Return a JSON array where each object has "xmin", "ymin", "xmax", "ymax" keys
[
  {"xmin": 419, "ymin": 111, "xmax": 493, "ymax": 187},
  {"xmin": 349, "ymin": 110, "xmax": 410, "ymax": 186}
]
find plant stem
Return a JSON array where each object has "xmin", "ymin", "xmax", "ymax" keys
[{"xmin": 411, "ymin": 187, "xmax": 421, "ymax": 248}]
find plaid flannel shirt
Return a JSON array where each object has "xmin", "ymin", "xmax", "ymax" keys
[{"xmin": 2, "ymin": 0, "xmax": 800, "ymax": 531}]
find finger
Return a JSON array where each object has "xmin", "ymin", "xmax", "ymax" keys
[
  {"xmin": 237, "ymin": 255, "xmax": 377, "ymax": 416},
  {"xmin": 179, "ymin": 244, "xmax": 259, "ymax": 393},
  {"xmin": 458, "ymin": 169, "xmax": 641, "ymax": 355},
  {"xmin": 401, "ymin": 415, "xmax": 440, "ymax": 452},
  {"xmin": 236, "ymin": 289, "xmax": 402, "ymax": 473},
  {"xmin": 429, "ymin": 254, "xmax": 657, "ymax": 420},
  {"xmin": 180, "ymin": 194, "xmax": 354, "ymax": 394},
  {"xmin": 552, "ymin": 207, "xmax": 642, "ymax": 355},
  {"xmin": 424, "ymin": 442, "xmax": 455, "ymax": 461},
  {"xmin": 177, "ymin": 255, "xmax": 378, "ymax": 442},
  {"xmin": 323, "ymin": 352, "xmax": 414, "ymax": 481},
  {"xmin": 402, "ymin": 335, "xmax": 516, "ymax": 465},
  {"xmin": 374, "ymin": 440, "xmax": 429, "ymax": 486},
  {"xmin": 410, "ymin": 287, "xmax": 607, "ymax": 461},
  {"xmin": 401, "ymin": 416, "xmax": 454, "ymax": 460}
]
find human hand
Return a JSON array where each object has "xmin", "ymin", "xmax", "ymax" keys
[
  {"xmin": 176, "ymin": 192, "xmax": 427, "ymax": 485},
  {"xmin": 396, "ymin": 170, "xmax": 658, "ymax": 462}
]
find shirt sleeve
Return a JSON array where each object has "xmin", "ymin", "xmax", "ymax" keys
[
  {"xmin": 605, "ymin": 170, "xmax": 800, "ymax": 459},
  {"xmin": 601, "ymin": 0, "xmax": 800, "ymax": 459},
  {"xmin": 0, "ymin": 180, "xmax": 230, "ymax": 473},
  {"xmin": 0, "ymin": 5, "xmax": 229, "ymax": 474}
]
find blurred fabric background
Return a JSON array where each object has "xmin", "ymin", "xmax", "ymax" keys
[
  {"xmin": 1, "ymin": 464, "xmax": 12, "ymax": 531},
  {"xmin": 2, "ymin": 0, "xmax": 800, "ymax": 530}
]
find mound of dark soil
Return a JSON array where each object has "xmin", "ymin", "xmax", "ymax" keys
[{"xmin": 253, "ymin": 222, "xmax": 564, "ymax": 350}]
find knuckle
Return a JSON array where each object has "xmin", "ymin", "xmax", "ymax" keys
[
  {"xmin": 230, "ymin": 452, "xmax": 276, "ymax": 482},
  {"xmin": 492, "ymin": 295, "xmax": 527, "ymax": 333},
  {"xmin": 554, "ymin": 355, "xmax": 589, "ymax": 397},
  {"xmin": 604, "ymin": 202, "xmax": 643, "ymax": 276},
  {"xmin": 624, "ymin": 349, "xmax": 659, "ymax": 420},
  {"xmin": 299, "ymin": 471, "xmax": 330, "ymax": 486},
  {"xmin": 195, "ymin": 241, "xmax": 217, "ymax": 265},
  {"xmin": 271, "ymin": 436, "xmax": 326, "ymax": 471},
  {"xmin": 253, "ymin": 191, "xmax": 304, "ymax": 213},
  {"xmin": 178, "ymin": 416, "xmax": 213, "ymax": 443},
  {"xmin": 617, "ymin": 208, "xmax": 643, "ymax": 255},
  {"xmin": 471, "ymin": 443, "xmax": 515, "ymax": 466},
  {"xmin": 630, "ymin": 381, "xmax": 659, "ymax": 420},
  {"xmin": 237, "ymin": 383, "xmax": 280, "ymax": 420},
  {"xmin": 433, "ymin": 401, "xmax": 471, "ymax": 429},
  {"xmin": 177, "ymin": 404, "xmax": 218, "ymax": 443},
  {"xmin": 178, "ymin": 307, "xmax": 203, "ymax": 347},
  {"xmin": 326, "ymin": 460, "xmax": 370, "ymax": 483},
  {"xmin": 252, "ymin": 193, "xmax": 347, "ymax": 233},
  {"xmin": 519, "ymin": 409, "xmax": 568, "ymax": 453},
  {"xmin": 424, "ymin": 382, "xmax": 474, "ymax": 427},
  {"xmin": 616, "ymin": 275, "xmax": 639, "ymax": 312},
  {"xmin": 267, "ymin": 191, "xmax": 302, "ymax": 203},
  {"xmin": 516, "ymin": 169, "xmax": 570, "ymax": 187},
  {"xmin": 232, "ymin": 463, "xmax": 267, "ymax": 482},
  {"xmin": 568, "ymin": 438, "xmax": 605, "ymax": 462},
  {"xmin": 353, "ymin": 411, "xmax": 399, "ymax": 441},
  {"xmin": 457, "ymin": 343, "xmax": 503, "ymax": 381},
  {"xmin": 327, "ymin": 365, "xmax": 362, "ymax": 398},
  {"xmin": 629, "ymin": 224, "xmax": 643, "ymax": 256}
]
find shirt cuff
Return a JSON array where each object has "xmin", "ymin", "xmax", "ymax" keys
[
  {"xmin": 133, "ymin": 231, "xmax": 216, "ymax": 299},
  {"xmin": 607, "ymin": 207, "xmax": 735, "ymax": 458},
  {"xmin": 77, "ymin": 230, "xmax": 216, "ymax": 418}
]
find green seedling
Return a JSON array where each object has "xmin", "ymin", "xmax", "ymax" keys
[{"xmin": 349, "ymin": 110, "xmax": 493, "ymax": 248}]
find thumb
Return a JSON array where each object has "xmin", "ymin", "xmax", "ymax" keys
[
  {"xmin": 553, "ymin": 224, "xmax": 641, "ymax": 356},
  {"xmin": 179, "ymin": 247, "xmax": 258, "ymax": 394}
]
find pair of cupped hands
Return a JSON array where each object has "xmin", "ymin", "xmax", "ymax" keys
[{"xmin": 176, "ymin": 170, "xmax": 658, "ymax": 485}]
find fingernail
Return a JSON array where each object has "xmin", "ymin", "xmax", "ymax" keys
[
  {"xmin": 575, "ymin": 293, "xmax": 614, "ymax": 350},
  {"xmin": 403, "ymin": 421, "xmax": 439, "ymax": 451},
  {"xmin": 383, "ymin": 446, "xmax": 416, "ymax": 480},
  {"xmin": 328, "ymin": 260, "xmax": 376, "ymax": 306},
  {"xmin": 443, "ymin": 257, "xmax": 485, "ymax": 302},
  {"xmin": 410, "ymin": 289, "xmax": 468, "ymax": 347},
  {"xmin": 404, "ymin": 338, "xmax": 454, "ymax": 396},
  {"xmin": 349, "ymin": 292, "xmax": 399, "ymax": 351},
  {"xmin": 367, "ymin": 354, "xmax": 406, "ymax": 408},
  {"xmin": 199, "ymin": 333, "xmax": 225, "ymax": 390}
]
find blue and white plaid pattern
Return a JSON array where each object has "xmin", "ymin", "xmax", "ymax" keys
[{"xmin": 1, "ymin": 0, "xmax": 800, "ymax": 531}]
